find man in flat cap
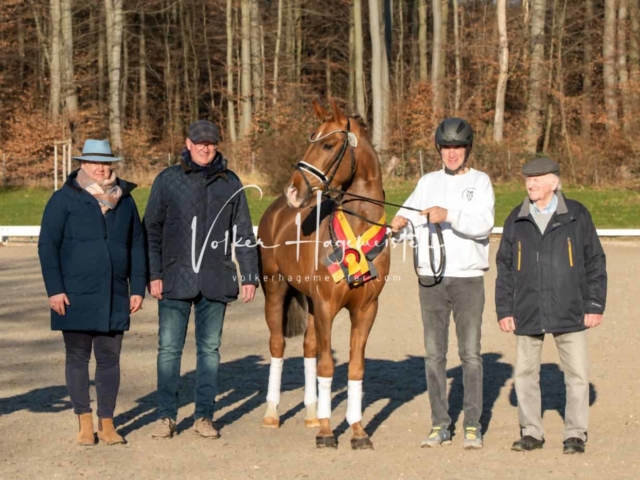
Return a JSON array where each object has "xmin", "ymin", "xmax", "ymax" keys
[
  {"xmin": 144, "ymin": 120, "xmax": 259, "ymax": 439},
  {"xmin": 495, "ymin": 157, "xmax": 607, "ymax": 454}
]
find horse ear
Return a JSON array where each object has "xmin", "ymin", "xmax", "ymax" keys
[
  {"xmin": 312, "ymin": 100, "xmax": 328, "ymax": 121},
  {"xmin": 330, "ymin": 98, "xmax": 345, "ymax": 121}
]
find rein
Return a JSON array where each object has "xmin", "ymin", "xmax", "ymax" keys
[{"xmin": 295, "ymin": 123, "xmax": 445, "ymax": 285}]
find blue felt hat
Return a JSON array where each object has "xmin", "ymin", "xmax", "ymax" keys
[{"xmin": 72, "ymin": 139, "xmax": 122, "ymax": 162}]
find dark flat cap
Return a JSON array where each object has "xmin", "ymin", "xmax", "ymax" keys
[
  {"xmin": 522, "ymin": 156, "xmax": 560, "ymax": 177},
  {"xmin": 188, "ymin": 120, "xmax": 220, "ymax": 144}
]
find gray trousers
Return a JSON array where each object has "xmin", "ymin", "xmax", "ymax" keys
[
  {"xmin": 515, "ymin": 330, "xmax": 589, "ymax": 441},
  {"xmin": 418, "ymin": 276, "xmax": 484, "ymax": 430}
]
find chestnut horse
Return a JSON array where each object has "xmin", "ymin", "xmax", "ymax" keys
[{"xmin": 258, "ymin": 100, "xmax": 390, "ymax": 449}]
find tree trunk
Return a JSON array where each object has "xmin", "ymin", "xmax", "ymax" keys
[
  {"xmin": 439, "ymin": 0, "xmax": 448, "ymax": 87},
  {"xmin": 295, "ymin": 0, "xmax": 302, "ymax": 89},
  {"xmin": 240, "ymin": 0, "xmax": 252, "ymax": 138},
  {"xmin": 524, "ymin": 0, "xmax": 547, "ymax": 154},
  {"xmin": 139, "ymin": 12, "xmax": 148, "ymax": 127},
  {"xmin": 272, "ymin": 0, "xmax": 283, "ymax": 107},
  {"xmin": 104, "ymin": 0, "xmax": 124, "ymax": 152},
  {"xmin": 419, "ymin": 0, "xmax": 428, "ymax": 81},
  {"xmin": 326, "ymin": 46, "xmax": 332, "ymax": 99},
  {"xmin": 629, "ymin": 0, "xmax": 640, "ymax": 132},
  {"xmin": 369, "ymin": 0, "xmax": 383, "ymax": 152},
  {"xmin": 453, "ymin": 0, "xmax": 461, "ymax": 112},
  {"xmin": 285, "ymin": 0, "xmax": 294, "ymax": 81},
  {"xmin": 121, "ymin": 26, "xmax": 129, "ymax": 129},
  {"xmin": 556, "ymin": 0, "xmax": 575, "ymax": 183},
  {"xmin": 618, "ymin": 0, "xmax": 630, "ymax": 133},
  {"xmin": 50, "ymin": 0, "xmax": 62, "ymax": 122},
  {"xmin": 98, "ymin": 0, "xmax": 105, "ymax": 107},
  {"xmin": 61, "ymin": 0, "xmax": 77, "ymax": 120},
  {"xmin": 431, "ymin": 0, "xmax": 444, "ymax": 115},
  {"xmin": 603, "ymin": 0, "xmax": 619, "ymax": 130},
  {"xmin": 380, "ymin": 0, "xmax": 391, "ymax": 156},
  {"xmin": 581, "ymin": 0, "xmax": 594, "ymax": 141},
  {"xmin": 17, "ymin": 14, "xmax": 25, "ymax": 86},
  {"xmin": 354, "ymin": 0, "xmax": 366, "ymax": 116},
  {"xmin": 349, "ymin": 7, "xmax": 355, "ymax": 107},
  {"xmin": 250, "ymin": 0, "xmax": 263, "ymax": 112},
  {"xmin": 494, "ymin": 0, "xmax": 509, "ymax": 143},
  {"xmin": 542, "ymin": 0, "xmax": 557, "ymax": 153}
]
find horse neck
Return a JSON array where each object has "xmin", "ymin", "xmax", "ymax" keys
[{"xmin": 341, "ymin": 147, "xmax": 386, "ymax": 234}]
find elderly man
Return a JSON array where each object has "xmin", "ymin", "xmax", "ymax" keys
[
  {"xmin": 495, "ymin": 157, "xmax": 607, "ymax": 454},
  {"xmin": 144, "ymin": 120, "xmax": 259, "ymax": 439}
]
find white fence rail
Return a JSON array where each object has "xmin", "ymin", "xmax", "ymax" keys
[{"xmin": 3, "ymin": 225, "xmax": 640, "ymax": 244}]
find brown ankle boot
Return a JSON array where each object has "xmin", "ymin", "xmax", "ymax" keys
[
  {"xmin": 97, "ymin": 418, "xmax": 125, "ymax": 445},
  {"xmin": 76, "ymin": 413, "xmax": 96, "ymax": 446}
]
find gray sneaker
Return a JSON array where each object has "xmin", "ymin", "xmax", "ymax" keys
[
  {"xmin": 151, "ymin": 417, "xmax": 176, "ymax": 439},
  {"xmin": 462, "ymin": 427, "xmax": 483, "ymax": 449},
  {"xmin": 421, "ymin": 427, "xmax": 452, "ymax": 447}
]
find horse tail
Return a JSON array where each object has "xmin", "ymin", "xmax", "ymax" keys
[{"xmin": 283, "ymin": 288, "xmax": 307, "ymax": 338}]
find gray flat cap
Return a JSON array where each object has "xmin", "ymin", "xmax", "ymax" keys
[{"xmin": 522, "ymin": 157, "xmax": 560, "ymax": 177}]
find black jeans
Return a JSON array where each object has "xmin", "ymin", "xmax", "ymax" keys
[
  {"xmin": 62, "ymin": 330, "xmax": 123, "ymax": 418},
  {"xmin": 418, "ymin": 276, "xmax": 485, "ymax": 430}
]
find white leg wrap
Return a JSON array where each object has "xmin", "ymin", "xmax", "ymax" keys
[
  {"xmin": 346, "ymin": 380, "xmax": 363, "ymax": 425},
  {"xmin": 304, "ymin": 357, "xmax": 318, "ymax": 406},
  {"xmin": 266, "ymin": 357, "xmax": 284, "ymax": 405},
  {"xmin": 317, "ymin": 376, "xmax": 333, "ymax": 420}
]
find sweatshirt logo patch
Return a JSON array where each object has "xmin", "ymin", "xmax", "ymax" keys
[{"xmin": 462, "ymin": 187, "xmax": 475, "ymax": 202}]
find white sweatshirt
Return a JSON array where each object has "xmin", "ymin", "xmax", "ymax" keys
[{"xmin": 396, "ymin": 168, "xmax": 495, "ymax": 277}]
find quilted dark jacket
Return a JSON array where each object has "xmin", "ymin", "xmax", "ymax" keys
[
  {"xmin": 143, "ymin": 152, "xmax": 259, "ymax": 302},
  {"xmin": 495, "ymin": 194, "xmax": 607, "ymax": 336}
]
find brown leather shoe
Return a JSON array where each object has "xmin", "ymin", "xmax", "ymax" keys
[
  {"xmin": 76, "ymin": 413, "xmax": 96, "ymax": 446},
  {"xmin": 97, "ymin": 418, "xmax": 125, "ymax": 445},
  {"xmin": 193, "ymin": 417, "xmax": 220, "ymax": 439}
]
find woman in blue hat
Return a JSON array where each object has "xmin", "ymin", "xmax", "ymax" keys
[{"xmin": 38, "ymin": 139, "xmax": 146, "ymax": 446}]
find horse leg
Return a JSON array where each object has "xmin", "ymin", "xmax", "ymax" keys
[
  {"xmin": 347, "ymin": 300, "xmax": 378, "ymax": 450},
  {"xmin": 303, "ymin": 302, "xmax": 320, "ymax": 428},
  {"xmin": 314, "ymin": 303, "xmax": 338, "ymax": 448},
  {"xmin": 262, "ymin": 280, "xmax": 290, "ymax": 428}
]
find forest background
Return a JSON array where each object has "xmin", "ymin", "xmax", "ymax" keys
[{"xmin": 0, "ymin": 0, "xmax": 639, "ymax": 196}]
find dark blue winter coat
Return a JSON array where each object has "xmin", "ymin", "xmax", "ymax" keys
[{"xmin": 38, "ymin": 170, "xmax": 146, "ymax": 332}]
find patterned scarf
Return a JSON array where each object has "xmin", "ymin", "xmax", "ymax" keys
[{"xmin": 76, "ymin": 168, "xmax": 123, "ymax": 214}]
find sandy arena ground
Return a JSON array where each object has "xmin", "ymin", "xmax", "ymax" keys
[{"xmin": 0, "ymin": 239, "xmax": 639, "ymax": 479}]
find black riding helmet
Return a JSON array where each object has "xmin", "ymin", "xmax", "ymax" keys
[{"xmin": 435, "ymin": 118, "xmax": 474, "ymax": 175}]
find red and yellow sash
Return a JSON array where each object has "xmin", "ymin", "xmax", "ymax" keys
[{"xmin": 325, "ymin": 208, "xmax": 387, "ymax": 285}]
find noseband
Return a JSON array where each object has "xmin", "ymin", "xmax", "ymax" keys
[{"xmin": 294, "ymin": 118, "xmax": 358, "ymax": 197}]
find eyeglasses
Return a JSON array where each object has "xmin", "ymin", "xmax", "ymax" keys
[{"xmin": 194, "ymin": 143, "xmax": 217, "ymax": 151}]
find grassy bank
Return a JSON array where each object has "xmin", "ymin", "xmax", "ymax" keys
[{"xmin": 1, "ymin": 182, "xmax": 639, "ymax": 228}]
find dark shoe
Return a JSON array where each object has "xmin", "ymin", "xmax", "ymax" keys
[
  {"xmin": 511, "ymin": 435, "xmax": 544, "ymax": 452},
  {"xmin": 563, "ymin": 437, "xmax": 585, "ymax": 454}
]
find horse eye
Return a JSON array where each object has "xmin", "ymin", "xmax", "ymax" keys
[{"xmin": 322, "ymin": 143, "xmax": 334, "ymax": 151}]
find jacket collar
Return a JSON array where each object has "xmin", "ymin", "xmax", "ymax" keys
[{"xmin": 518, "ymin": 192, "xmax": 568, "ymax": 218}]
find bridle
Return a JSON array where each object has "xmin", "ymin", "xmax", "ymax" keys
[{"xmin": 293, "ymin": 117, "xmax": 446, "ymax": 285}]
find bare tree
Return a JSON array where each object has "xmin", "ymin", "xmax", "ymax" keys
[
  {"xmin": 354, "ymin": 0, "xmax": 366, "ymax": 116},
  {"xmin": 432, "ymin": 0, "xmax": 444, "ymax": 115},
  {"xmin": 419, "ymin": 0, "xmax": 428, "ymax": 81},
  {"xmin": 629, "ymin": 0, "xmax": 640, "ymax": 132},
  {"xmin": 139, "ymin": 11, "xmax": 148, "ymax": 127},
  {"xmin": 61, "ymin": 0, "xmax": 77, "ymax": 119},
  {"xmin": 104, "ymin": 0, "xmax": 124, "ymax": 152},
  {"xmin": 525, "ymin": 0, "xmax": 547, "ymax": 154},
  {"xmin": 453, "ymin": 0, "xmax": 461, "ymax": 112},
  {"xmin": 240, "ymin": 0, "xmax": 252, "ymax": 137},
  {"xmin": 250, "ymin": 0, "xmax": 263, "ymax": 112},
  {"xmin": 50, "ymin": 0, "xmax": 62, "ymax": 121},
  {"xmin": 581, "ymin": 0, "xmax": 594, "ymax": 140},
  {"xmin": 618, "ymin": 0, "xmax": 630, "ymax": 133},
  {"xmin": 603, "ymin": 0, "xmax": 618, "ymax": 130},
  {"xmin": 494, "ymin": 0, "xmax": 509, "ymax": 143},
  {"xmin": 369, "ymin": 0, "xmax": 383, "ymax": 151},
  {"xmin": 272, "ymin": 0, "xmax": 283, "ymax": 106}
]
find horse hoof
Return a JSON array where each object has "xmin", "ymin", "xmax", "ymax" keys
[
  {"xmin": 315, "ymin": 435, "xmax": 338, "ymax": 449},
  {"xmin": 262, "ymin": 417, "xmax": 280, "ymax": 428},
  {"xmin": 305, "ymin": 418, "xmax": 321, "ymax": 428},
  {"xmin": 351, "ymin": 437, "xmax": 374, "ymax": 450}
]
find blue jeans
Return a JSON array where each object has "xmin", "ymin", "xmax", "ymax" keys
[{"xmin": 156, "ymin": 295, "xmax": 226, "ymax": 421}]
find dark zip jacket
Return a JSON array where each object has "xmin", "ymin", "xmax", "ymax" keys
[{"xmin": 495, "ymin": 193, "xmax": 607, "ymax": 336}]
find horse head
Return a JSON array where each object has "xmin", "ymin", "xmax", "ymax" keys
[{"xmin": 285, "ymin": 99, "xmax": 371, "ymax": 209}]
